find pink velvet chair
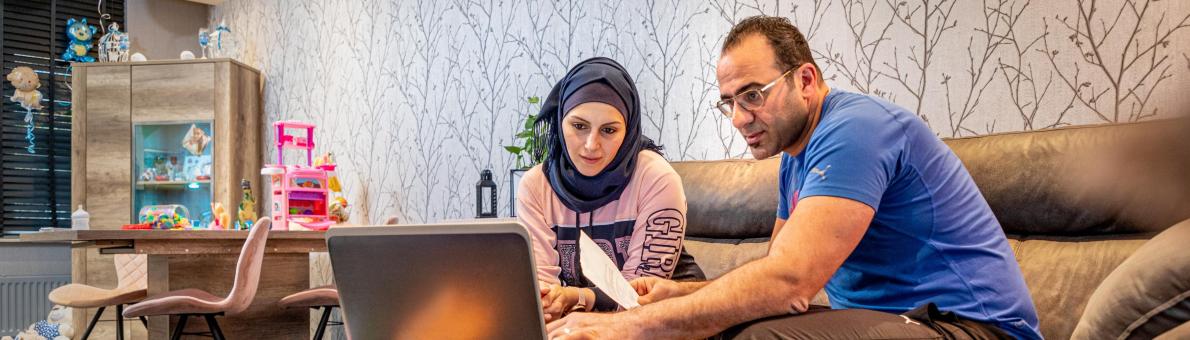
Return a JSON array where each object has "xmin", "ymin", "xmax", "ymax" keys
[
  {"xmin": 48, "ymin": 254, "xmax": 147, "ymax": 340},
  {"xmin": 275, "ymin": 215, "xmax": 398, "ymax": 340},
  {"xmin": 122, "ymin": 217, "xmax": 271, "ymax": 340},
  {"xmin": 278, "ymin": 285, "xmax": 340, "ymax": 340}
]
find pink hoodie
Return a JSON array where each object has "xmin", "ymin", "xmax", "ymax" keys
[{"xmin": 517, "ymin": 150, "xmax": 687, "ymax": 286}]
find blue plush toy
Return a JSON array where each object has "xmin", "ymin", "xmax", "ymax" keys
[{"xmin": 61, "ymin": 18, "xmax": 97, "ymax": 63}]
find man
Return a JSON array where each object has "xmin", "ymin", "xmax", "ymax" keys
[{"xmin": 546, "ymin": 15, "xmax": 1041, "ymax": 340}]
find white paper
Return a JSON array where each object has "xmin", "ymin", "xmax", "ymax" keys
[{"xmin": 577, "ymin": 230, "xmax": 641, "ymax": 309}]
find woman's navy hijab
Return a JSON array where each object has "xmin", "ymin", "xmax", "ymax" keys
[{"xmin": 535, "ymin": 57, "xmax": 661, "ymax": 213}]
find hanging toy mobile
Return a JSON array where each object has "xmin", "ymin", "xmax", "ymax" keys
[{"xmin": 7, "ymin": 66, "xmax": 43, "ymax": 153}]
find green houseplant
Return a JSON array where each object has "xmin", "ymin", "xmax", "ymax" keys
[
  {"xmin": 505, "ymin": 96, "xmax": 547, "ymax": 169},
  {"xmin": 505, "ymin": 96, "xmax": 546, "ymax": 216}
]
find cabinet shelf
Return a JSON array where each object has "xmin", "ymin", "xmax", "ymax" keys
[
  {"xmin": 135, "ymin": 180, "xmax": 211, "ymax": 190},
  {"xmin": 143, "ymin": 148, "xmax": 182, "ymax": 154}
]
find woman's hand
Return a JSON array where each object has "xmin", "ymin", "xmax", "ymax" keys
[{"xmin": 540, "ymin": 284, "xmax": 580, "ymax": 322}]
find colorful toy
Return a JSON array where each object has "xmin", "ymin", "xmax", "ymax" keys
[
  {"xmin": 98, "ymin": 22, "xmax": 130, "ymax": 62},
  {"xmin": 7, "ymin": 66, "xmax": 42, "ymax": 153},
  {"xmin": 236, "ymin": 179, "xmax": 257, "ymax": 230},
  {"xmin": 138, "ymin": 205, "xmax": 191, "ymax": 230},
  {"xmin": 61, "ymin": 18, "xmax": 97, "ymax": 63},
  {"xmin": 314, "ymin": 152, "xmax": 349, "ymax": 223},
  {"xmin": 209, "ymin": 202, "xmax": 230, "ymax": 229},
  {"xmin": 262, "ymin": 121, "xmax": 335, "ymax": 231},
  {"xmin": 7, "ymin": 66, "xmax": 43, "ymax": 111},
  {"xmin": 121, "ymin": 223, "xmax": 152, "ymax": 230},
  {"xmin": 1, "ymin": 305, "xmax": 73, "ymax": 340},
  {"xmin": 328, "ymin": 196, "xmax": 349, "ymax": 223}
]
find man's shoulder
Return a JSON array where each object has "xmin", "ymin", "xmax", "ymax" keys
[
  {"xmin": 812, "ymin": 90, "xmax": 930, "ymax": 151},
  {"xmin": 820, "ymin": 90, "xmax": 903, "ymax": 130}
]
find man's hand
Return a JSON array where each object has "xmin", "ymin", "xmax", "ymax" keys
[
  {"xmin": 631, "ymin": 277, "xmax": 699, "ymax": 305},
  {"xmin": 546, "ymin": 311, "xmax": 641, "ymax": 340},
  {"xmin": 541, "ymin": 284, "xmax": 578, "ymax": 322}
]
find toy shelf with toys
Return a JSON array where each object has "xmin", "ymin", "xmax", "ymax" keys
[{"xmin": 262, "ymin": 121, "xmax": 349, "ymax": 231}]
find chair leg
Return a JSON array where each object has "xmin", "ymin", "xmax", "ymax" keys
[
  {"xmin": 80, "ymin": 306, "xmax": 105, "ymax": 340},
  {"xmin": 171, "ymin": 315, "xmax": 189, "ymax": 340},
  {"xmin": 115, "ymin": 304, "xmax": 125, "ymax": 340},
  {"xmin": 313, "ymin": 306, "xmax": 333, "ymax": 340},
  {"xmin": 139, "ymin": 316, "xmax": 148, "ymax": 328},
  {"xmin": 204, "ymin": 314, "xmax": 226, "ymax": 340}
]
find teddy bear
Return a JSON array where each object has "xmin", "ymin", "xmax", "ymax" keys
[
  {"xmin": 61, "ymin": 18, "xmax": 96, "ymax": 63},
  {"xmin": 1, "ymin": 305, "xmax": 74, "ymax": 340},
  {"xmin": 6, "ymin": 66, "xmax": 43, "ymax": 111}
]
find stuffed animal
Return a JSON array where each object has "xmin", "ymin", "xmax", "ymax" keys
[
  {"xmin": 1, "ymin": 305, "xmax": 74, "ymax": 340},
  {"xmin": 329, "ymin": 196, "xmax": 349, "ymax": 223},
  {"xmin": 61, "ymin": 18, "xmax": 96, "ymax": 63},
  {"xmin": 6, "ymin": 66, "xmax": 42, "ymax": 111}
]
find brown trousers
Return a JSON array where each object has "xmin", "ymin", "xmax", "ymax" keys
[{"xmin": 716, "ymin": 305, "xmax": 1015, "ymax": 340}]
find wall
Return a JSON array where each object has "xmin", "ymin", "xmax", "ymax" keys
[
  {"xmin": 211, "ymin": 0, "xmax": 1190, "ymax": 227},
  {"xmin": 126, "ymin": 0, "xmax": 209, "ymax": 60},
  {"xmin": 209, "ymin": 1, "xmax": 1190, "ymax": 338},
  {"xmin": 0, "ymin": 242, "xmax": 69, "ymax": 335}
]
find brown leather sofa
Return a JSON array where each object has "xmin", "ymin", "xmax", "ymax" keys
[{"xmin": 669, "ymin": 121, "xmax": 1190, "ymax": 339}]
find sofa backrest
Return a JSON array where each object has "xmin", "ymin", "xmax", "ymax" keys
[
  {"xmin": 670, "ymin": 158, "xmax": 781, "ymax": 239},
  {"xmin": 675, "ymin": 120, "xmax": 1190, "ymax": 239},
  {"xmin": 670, "ymin": 119, "xmax": 1190, "ymax": 340},
  {"xmin": 945, "ymin": 121, "xmax": 1190, "ymax": 236}
]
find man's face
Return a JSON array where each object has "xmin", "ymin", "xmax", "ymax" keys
[{"xmin": 717, "ymin": 34, "xmax": 812, "ymax": 160}]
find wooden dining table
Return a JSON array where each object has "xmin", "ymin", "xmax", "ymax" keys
[{"xmin": 21, "ymin": 229, "xmax": 327, "ymax": 340}]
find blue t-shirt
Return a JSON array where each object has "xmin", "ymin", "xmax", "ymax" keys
[{"xmin": 776, "ymin": 89, "xmax": 1041, "ymax": 339}]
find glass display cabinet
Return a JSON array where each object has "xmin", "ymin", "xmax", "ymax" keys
[{"xmin": 132, "ymin": 121, "xmax": 214, "ymax": 225}]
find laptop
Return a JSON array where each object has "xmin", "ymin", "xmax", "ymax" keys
[{"xmin": 326, "ymin": 221, "xmax": 547, "ymax": 340}]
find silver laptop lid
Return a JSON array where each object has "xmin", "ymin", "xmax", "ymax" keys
[{"xmin": 327, "ymin": 222, "xmax": 545, "ymax": 340}]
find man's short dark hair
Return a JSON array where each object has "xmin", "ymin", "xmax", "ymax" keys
[{"xmin": 722, "ymin": 16, "xmax": 820, "ymax": 77}]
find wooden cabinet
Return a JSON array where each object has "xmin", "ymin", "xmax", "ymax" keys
[
  {"xmin": 68, "ymin": 59, "xmax": 262, "ymax": 338},
  {"xmin": 71, "ymin": 58, "xmax": 262, "ymax": 228}
]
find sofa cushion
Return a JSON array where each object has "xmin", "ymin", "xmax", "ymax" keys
[
  {"xmin": 1073, "ymin": 219, "xmax": 1190, "ymax": 340},
  {"xmin": 683, "ymin": 237, "xmax": 830, "ymax": 306},
  {"xmin": 682, "ymin": 237, "xmax": 769, "ymax": 279},
  {"xmin": 1012, "ymin": 235, "xmax": 1148, "ymax": 339}
]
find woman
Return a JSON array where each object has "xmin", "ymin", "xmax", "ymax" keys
[{"xmin": 516, "ymin": 57, "xmax": 687, "ymax": 322}]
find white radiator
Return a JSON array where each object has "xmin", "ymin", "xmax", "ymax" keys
[{"xmin": 0, "ymin": 276, "xmax": 69, "ymax": 335}]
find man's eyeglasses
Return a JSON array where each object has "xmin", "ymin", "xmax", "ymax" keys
[{"xmin": 715, "ymin": 69, "xmax": 793, "ymax": 117}]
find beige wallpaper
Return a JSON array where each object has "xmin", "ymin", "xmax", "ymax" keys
[{"xmin": 209, "ymin": 0, "xmax": 1189, "ymax": 336}]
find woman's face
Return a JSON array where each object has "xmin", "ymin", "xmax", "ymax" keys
[{"xmin": 562, "ymin": 102, "xmax": 626, "ymax": 176}]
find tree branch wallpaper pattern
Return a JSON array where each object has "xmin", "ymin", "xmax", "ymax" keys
[
  {"xmin": 211, "ymin": 0, "xmax": 1187, "ymax": 337},
  {"xmin": 212, "ymin": 0, "xmax": 1189, "ymax": 226}
]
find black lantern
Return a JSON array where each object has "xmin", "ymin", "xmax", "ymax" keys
[{"xmin": 476, "ymin": 169, "xmax": 498, "ymax": 218}]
